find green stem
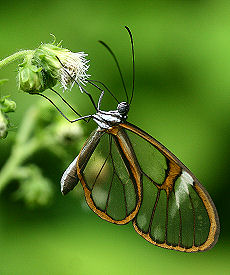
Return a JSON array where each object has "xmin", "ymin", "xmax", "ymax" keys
[
  {"xmin": 0, "ymin": 50, "xmax": 34, "ymax": 70},
  {"xmin": 0, "ymin": 139, "xmax": 40, "ymax": 192},
  {"xmin": 0, "ymin": 106, "xmax": 40, "ymax": 192}
]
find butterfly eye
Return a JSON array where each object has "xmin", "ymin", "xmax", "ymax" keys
[{"xmin": 117, "ymin": 102, "xmax": 129, "ymax": 115}]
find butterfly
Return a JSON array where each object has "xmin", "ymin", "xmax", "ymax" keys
[{"xmin": 60, "ymin": 27, "xmax": 220, "ymax": 252}]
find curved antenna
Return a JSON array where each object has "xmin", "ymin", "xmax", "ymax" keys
[
  {"xmin": 125, "ymin": 26, "xmax": 135, "ymax": 105},
  {"xmin": 87, "ymin": 79, "xmax": 119, "ymax": 104},
  {"xmin": 99, "ymin": 40, "xmax": 129, "ymax": 103},
  {"xmin": 31, "ymin": 92, "xmax": 88, "ymax": 122}
]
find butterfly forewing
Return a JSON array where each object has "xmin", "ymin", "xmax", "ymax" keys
[
  {"xmin": 77, "ymin": 127, "xmax": 141, "ymax": 224},
  {"xmin": 120, "ymin": 122, "xmax": 219, "ymax": 252}
]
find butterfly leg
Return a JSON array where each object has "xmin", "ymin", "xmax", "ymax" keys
[
  {"xmin": 78, "ymin": 83, "xmax": 98, "ymax": 111},
  {"xmin": 49, "ymin": 88, "xmax": 83, "ymax": 118},
  {"xmin": 31, "ymin": 92, "xmax": 93, "ymax": 123},
  {"xmin": 70, "ymin": 114, "xmax": 93, "ymax": 123},
  {"xmin": 97, "ymin": 90, "xmax": 105, "ymax": 110}
]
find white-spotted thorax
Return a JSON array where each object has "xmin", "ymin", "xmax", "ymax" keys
[{"xmin": 92, "ymin": 101, "xmax": 130, "ymax": 129}]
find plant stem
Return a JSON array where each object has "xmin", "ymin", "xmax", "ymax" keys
[
  {"xmin": 0, "ymin": 50, "xmax": 34, "ymax": 70},
  {"xmin": 0, "ymin": 140, "xmax": 40, "ymax": 192},
  {"xmin": 0, "ymin": 106, "xmax": 40, "ymax": 192}
]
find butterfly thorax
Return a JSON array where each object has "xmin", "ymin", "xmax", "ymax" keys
[{"xmin": 93, "ymin": 101, "xmax": 129, "ymax": 129}]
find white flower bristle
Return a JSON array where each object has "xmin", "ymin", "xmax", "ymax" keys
[{"xmin": 59, "ymin": 51, "xmax": 90, "ymax": 91}]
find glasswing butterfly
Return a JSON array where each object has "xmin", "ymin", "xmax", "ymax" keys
[{"xmin": 53, "ymin": 27, "xmax": 220, "ymax": 252}]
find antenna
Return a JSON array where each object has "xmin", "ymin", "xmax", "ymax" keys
[
  {"xmin": 99, "ymin": 40, "xmax": 129, "ymax": 103},
  {"xmin": 125, "ymin": 26, "xmax": 135, "ymax": 105}
]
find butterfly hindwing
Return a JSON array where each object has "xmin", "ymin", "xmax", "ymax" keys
[{"xmin": 115, "ymin": 122, "xmax": 220, "ymax": 252}]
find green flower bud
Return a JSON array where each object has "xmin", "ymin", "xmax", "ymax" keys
[
  {"xmin": 18, "ymin": 50, "xmax": 58, "ymax": 94},
  {"xmin": 34, "ymin": 43, "xmax": 89, "ymax": 90},
  {"xmin": 35, "ymin": 45, "xmax": 61, "ymax": 78},
  {"xmin": 0, "ymin": 96, "xmax": 16, "ymax": 139},
  {"xmin": 0, "ymin": 111, "xmax": 9, "ymax": 139},
  {"xmin": 17, "ymin": 40, "xmax": 89, "ymax": 94},
  {"xmin": 0, "ymin": 97, "xmax": 16, "ymax": 113},
  {"xmin": 18, "ymin": 62, "xmax": 45, "ymax": 93}
]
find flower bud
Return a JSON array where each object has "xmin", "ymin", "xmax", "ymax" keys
[
  {"xmin": 34, "ymin": 43, "xmax": 89, "ymax": 90},
  {"xmin": 18, "ymin": 63, "xmax": 45, "ymax": 93},
  {"xmin": 0, "ymin": 111, "xmax": 9, "ymax": 139},
  {"xmin": 0, "ymin": 97, "xmax": 16, "ymax": 139},
  {"xmin": 17, "ymin": 40, "xmax": 89, "ymax": 94},
  {"xmin": 0, "ymin": 97, "xmax": 16, "ymax": 113}
]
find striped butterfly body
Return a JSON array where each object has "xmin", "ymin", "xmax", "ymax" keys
[{"xmin": 61, "ymin": 101, "xmax": 220, "ymax": 252}]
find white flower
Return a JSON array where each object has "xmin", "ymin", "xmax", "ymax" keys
[{"xmin": 59, "ymin": 51, "xmax": 90, "ymax": 91}]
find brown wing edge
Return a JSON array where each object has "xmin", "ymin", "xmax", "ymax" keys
[
  {"xmin": 77, "ymin": 126, "xmax": 142, "ymax": 225},
  {"xmin": 120, "ymin": 122, "xmax": 220, "ymax": 252}
]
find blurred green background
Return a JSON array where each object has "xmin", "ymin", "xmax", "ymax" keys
[{"xmin": 0, "ymin": 0, "xmax": 230, "ymax": 274}]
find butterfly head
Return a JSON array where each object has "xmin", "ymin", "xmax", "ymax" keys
[{"xmin": 117, "ymin": 101, "xmax": 129, "ymax": 116}]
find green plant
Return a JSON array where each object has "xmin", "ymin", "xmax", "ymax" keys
[{"xmin": 0, "ymin": 37, "xmax": 90, "ymax": 207}]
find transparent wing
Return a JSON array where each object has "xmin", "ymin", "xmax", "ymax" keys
[
  {"xmin": 119, "ymin": 122, "xmax": 220, "ymax": 252},
  {"xmin": 77, "ymin": 128, "xmax": 141, "ymax": 224}
]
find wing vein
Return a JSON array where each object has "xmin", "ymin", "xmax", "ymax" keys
[
  {"xmin": 92, "ymin": 154, "xmax": 110, "ymax": 190},
  {"xmin": 178, "ymin": 207, "xmax": 182, "ymax": 247},
  {"xmin": 143, "ymin": 172, "xmax": 159, "ymax": 189},
  {"xmin": 114, "ymin": 171, "xmax": 129, "ymax": 217},
  {"xmin": 105, "ymin": 170, "xmax": 115, "ymax": 213},
  {"xmin": 122, "ymin": 182, "xmax": 128, "ymax": 217},
  {"xmin": 148, "ymin": 189, "xmax": 161, "ymax": 234},
  {"xmin": 189, "ymin": 194, "xmax": 196, "ymax": 247},
  {"xmin": 165, "ymin": 193, "xmax": 169, "ymax": 244},
  {"xmin": 104, "ymin": 135, "xmax": 115, "ymax": 213}
]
